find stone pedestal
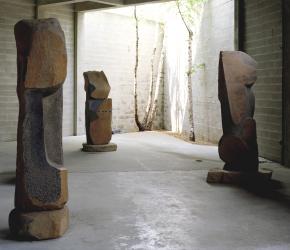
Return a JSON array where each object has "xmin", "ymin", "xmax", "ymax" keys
[
  {"xmin": 82, "ymin": 143, "xmax": 117, "ymax": 152},
  {"xmin": 9, "ymin": 206, "xmax": 69, "ymax": 240},
  {"xmin": 11, "ymin": 18, "xmax": 69, "ymax": 240},
  {"xmin": 207, "ymin": 168, "xmax": 272, "ymax": 184}
]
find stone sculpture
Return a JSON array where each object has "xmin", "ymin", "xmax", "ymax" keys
[
  {"xmin": 82, "ymin": 71, "xmax": 117, "ymax": 152},
  {"xmin": 9, "ymin": 18, "xmax": 69, "ymax": 240},
  {"xmin": 207, "ymin": 51, "xmax": 272, "ymax": 184},
  {"xmin": 218, "ymin": 51, "xmax": 259, "ymax": 172}
]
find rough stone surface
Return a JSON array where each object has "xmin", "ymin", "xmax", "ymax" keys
[
  {"xmin": 82, "ymin": 143, "xmax": 117, "ymax": 152},
  {"xmin": 14, "ymin": 18, "xmax": 67, "ymax": 89},
  {"xmin": 9, "ymin": 206, "xmax": 69, "ymax": 240},
  {"xmin": 218, "ymin": 51, "xmax": 259, "ymax": 172},
  {"xmin": 11, "ymin": 18, "xmax": 69, "ymax": 240},
  {"xmin": 86, "ymin": 99, "xmax": 112, "ymax": 145},
  {"xmin": 84, "ymin": 71, "xmax": 114, "ymax": 147},
  {"xmin": 207, "ymin": 168, "xmax": 273, "ymax": 184},
  {"xmin": 84, "ymin": 71, "xmax": 111, "ymax": 99}
]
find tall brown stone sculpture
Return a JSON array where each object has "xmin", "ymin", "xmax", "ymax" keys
[
  {"xmin": 218, "ymin": 51, "xmax": 259, "ymax": 172},
  {"xmin": 9, "ymin": 18, "xmax": 69, "ymax": 240},
  {"xmin": 82, "ymin": 71, "xmax": 117, "ymax": 152},
  {"xmin": 207, "ymin": 51, "xmax": 272, "ymax": 184}
]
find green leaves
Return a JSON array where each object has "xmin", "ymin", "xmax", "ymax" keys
[
  {"xmin": 187, "ymin": 63, "xmax": 206, "ymax": 75},
  {"xmin": 176, "ymin": 0, "xmax": 207, "ymax": 32}
]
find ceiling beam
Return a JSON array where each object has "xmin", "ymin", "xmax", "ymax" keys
[
  {"xmin": 75, "ymin": 0, "xmax": 171, "ymax": 12},
  {"xmin": 90, "ymin": 0, "xmax": 123, "ymax": 5},
  {"xmin": 75, "ymin": 1, "xmax": 123, "ymax": 11},
  {"xmin": 124, "ymin": 0, "xmax": 168, "ymax": 4},
  {"xmin": 38, "ymin": 0, "xmax": 172, "ymax": 10},
  {"xmin": 37, "ymin": 0, "xmax": 85, "ymax": 6},
  {"xmin": 37, "ymin": 0, "xmax": 123, "ymax": 6}
]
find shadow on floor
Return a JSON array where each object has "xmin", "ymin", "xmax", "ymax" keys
[
  {"xmin": 211, "ymin": 177, "xmax": 290, "ymax": 211},
  {"xmin": 242, "ymin": 178, "xmax": 290, "ymax": 208},
  {"xmin": 0, "ymin": 228, "xmax": 36, "ymax": 242},
  {"xmin": 0, "ymin": 229, "xmax": 10, "ymax": 240}
]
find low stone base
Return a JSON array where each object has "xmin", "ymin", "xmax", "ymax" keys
[
  {"xmin": 9, "ymin": 206, "xmax": 69, "ymax": 240},
  {"xmin": 206, "ymin": 168, "xmax": 273, "ymax": 184},
  {"xmin": 82, "ymin": 143, "xmax": 117, "ymax": 152}
]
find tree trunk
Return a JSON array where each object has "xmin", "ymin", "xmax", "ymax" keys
[
  {"xmin": 133, "ymin": 7, "xmax": 145, "ymax": 131},
  {"xmin": 142, "ymin": 47, "xmax": 156, "ymax": 127},
  {"xmin": 146, "ymin": 42, "xmax": 165, "ymax": 130},
  {"xmin": 187, "ymin": 31, "xmax": 195, "ymax": 141},
  {"xmin": 176, "ymin": 0, "xmax": 196, "ymax": 141}
]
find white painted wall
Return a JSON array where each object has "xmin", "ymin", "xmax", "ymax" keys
[
  {"xmin": 77, "ymin": 10, "xmax": 164, "ymax": 134},
  {"xmin": 164, "ymin": 0, "xmax": 235, "ymax": 143}
]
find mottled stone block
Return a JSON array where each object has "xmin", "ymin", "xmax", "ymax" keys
[
  {"xmin": 86, "ymin": 98, "xmax": 112, "ymax": 145},
  {"xmin": 83, "ymin": 71, "xmax": 116, "ymax": 152},
  {"xmin": 207, "ymin": 168, "xmax": 273, "ymax": 184},
  {"xmin": 9, "ymin": 206, "xmax": 69, "ymax": 240},
  {"xmin": 82, "ymin": 143, "xmax": 117, "ymax": 152},
  {"xmin": 206, "ymin": 168, "xmax": 223, "ymax": 183},
  {"xmin": 84, "ymin": 71, "xmax": 111, "ymax": 99},
  {"xmin": 14, "ymin": 18, "xmax": 67, "ymax": 89},
  {"xmin": 10, "ymin": 18, "xmax": 69, "ymax": 240}
]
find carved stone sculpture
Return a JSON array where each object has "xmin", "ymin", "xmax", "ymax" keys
[
  {"xmin": 218, "ymin": 51, "xmax": 259, "ymax": 172},
  {"xmin": 9, "ymin": 18, "xmax": 69, "ymax": 240},
  {"xmin": 82, "ymin": 71, "xmax": 117, "ymax": 152}
]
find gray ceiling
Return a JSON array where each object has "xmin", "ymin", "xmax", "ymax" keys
[{"xmin": 37, "ymin": 0, "xmax": 170, "ymax": 12}]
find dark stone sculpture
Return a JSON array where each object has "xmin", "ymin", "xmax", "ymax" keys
[
  {"xmin": 9, "ymin": 18, "xmax": 69, "ymax": 240},
  {"xmin": 218, "ymin": 51, "xmax": 259, "ymax": 172},
  {"xmin": 82, "ymin": 71, "xmax": 117, "ymax": 152}
]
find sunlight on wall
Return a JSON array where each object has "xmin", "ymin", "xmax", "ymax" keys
[
  {"xmin": 164, "ymin": 3, "xmax": 205, "ymax": 134},
  {"xmin": 77, "ymin": 10, "xmax": 164, "ymax": 134},
  {"xmin": 164, "ymin": 16, "xmax": 187, "ymax": 133},
  {"xmin": 164, "ymin": 0, "xmax": 235, "ymax": 143}
]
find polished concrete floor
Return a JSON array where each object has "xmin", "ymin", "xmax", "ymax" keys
[{"xmin": 0, "ymin": 132, "xmax": 290, "ymax": 250}]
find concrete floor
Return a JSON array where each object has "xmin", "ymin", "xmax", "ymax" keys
[{"xmin": 0, "ymin": 131, "xmax": 290, "ymax": 250}]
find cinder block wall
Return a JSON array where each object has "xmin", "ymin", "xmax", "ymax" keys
[
  {"xmin": 77, "ymin": 11, "xmax": 164, "ymax": 134},
  {"xmin": 244, "ymin": 0, "xmax": 282, "ymax": 162},
  {"xmin": 0, "ymin": 0, "xmax": 35, "ymax": 141},
  {"xmin": 0, "ymin": 1, "xmax": 75, "ymax": 141},
  {"xmin": 164, "ymin": 0, "xmax": 235, "ymax": 143}
]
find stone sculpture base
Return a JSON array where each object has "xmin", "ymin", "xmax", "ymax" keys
[
  {"xmin": 9, "ymin": 206, "xmax": 69, "ymax": 240},
  {"xmin": 206, "ymin": 168, "xmax": 272, "ymax": 184},
  {"xmin": 82, "ymin": 143, "xmax": 117, "ymax": 152}
]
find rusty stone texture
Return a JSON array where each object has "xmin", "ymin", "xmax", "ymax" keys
[
  {"xmin": 84, "ymin": 71, "xmax": 111, "ymax": 99},
  {"xmin": 10, "ymin": 18, "xmax": 68, "ymax": 240},
  {"xmin": 84, "ymin": 71, "xmax": 113, "ymax": 146},
  {"xmin": 218, "ymin": 51, "xmax": 259, "ymax": 172},
  {"xmin": 9, "ymin": 206, "xmax": 69, "ymax": 240}
]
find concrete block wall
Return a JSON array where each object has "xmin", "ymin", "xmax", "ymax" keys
[
  {"xmin": 0, "ymin": 0, "xmax": 35, "ymax": 141},
  {"xmin": 244, "ymin": 0, "xmax": 282, "ymax": 162},
  {"xmin": 38, "ymin": 4, "xmax": 75, "ymax": 136},
  {"xmin": 77, "ymin": 11, "xmax": 164, "ymax": 134},
  {"xmin": 164, "ymin": 0, "xmax": 235, "ymax": 143},
  {"xmin": 0, "ymin": 1, "xmax": 75, "ymax": 141}
]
